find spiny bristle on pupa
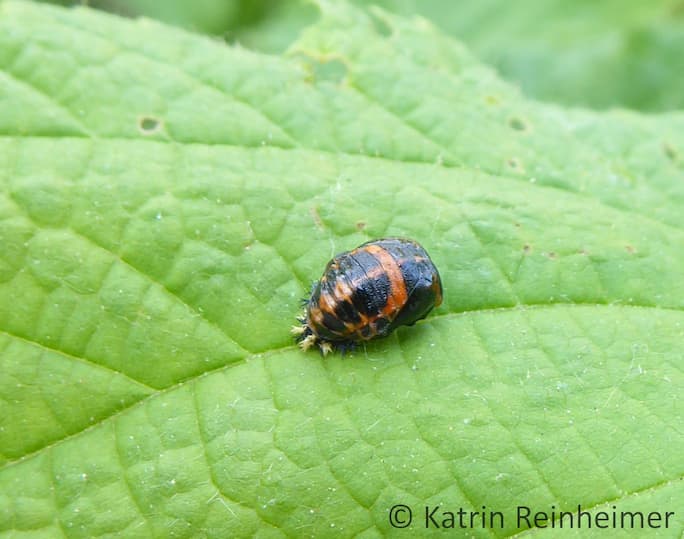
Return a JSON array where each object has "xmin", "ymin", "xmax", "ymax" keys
[{"xmin": 299, "ymin": 334, "xmax": 317, "ymax": 351}]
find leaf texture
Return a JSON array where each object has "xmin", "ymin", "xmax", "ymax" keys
[{"xmin": 0, "ymin": 1, "xmax": 682, "ymax": 537}]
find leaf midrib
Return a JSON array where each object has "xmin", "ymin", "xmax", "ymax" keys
[{"xmin": 2, "ymin": 301, "xmax": 683, "ymax": 473}]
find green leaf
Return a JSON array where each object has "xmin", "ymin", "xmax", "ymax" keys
[{"xmin": 1, "ymin": 1, "xmax": 683, "ymax": 538}]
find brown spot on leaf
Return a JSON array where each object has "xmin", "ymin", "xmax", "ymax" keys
[{"xmin": 309, "ymin": 206, "xmax": 324, "ymax": 230}]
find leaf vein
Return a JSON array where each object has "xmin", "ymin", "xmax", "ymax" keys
[
  {"xmin": 6, "ymin": 192, "xmax": 250, "ymax": 359},
  {"xmin": 2, "ymin": 303, "xmax": 681, "ymax": 472},
  {"xmin": 0, "ymin": 329, "xmax": 155, "ymax": 392}
]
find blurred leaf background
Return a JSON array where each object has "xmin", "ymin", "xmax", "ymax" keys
[{"xmin": 41, "ymin": 0, "xmax": 684, "ymax": 112}]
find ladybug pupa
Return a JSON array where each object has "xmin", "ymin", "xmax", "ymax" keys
[{"xmin": 292, "ymin": 237, "xmax": 443, "ymax": 355}]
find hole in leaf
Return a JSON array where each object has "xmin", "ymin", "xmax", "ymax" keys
[
  {"xmin": 508, "ymin": 117, "xmax": 528, "ymax": 131},
  {"xmin": 523, "ymin": 244, "xmax": 531, "ymax": 254},
  {"xmin": 356, "ymin": 221, "xmax": 366, "ymax": 231},
  {"xmin": 138, "ymin": 115, "xmax": 162, "ymax": 134}
]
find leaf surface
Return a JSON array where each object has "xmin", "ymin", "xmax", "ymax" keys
[{"xmin": 0, "ymin": 1, "xmax": 682, "ymax": 537}]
